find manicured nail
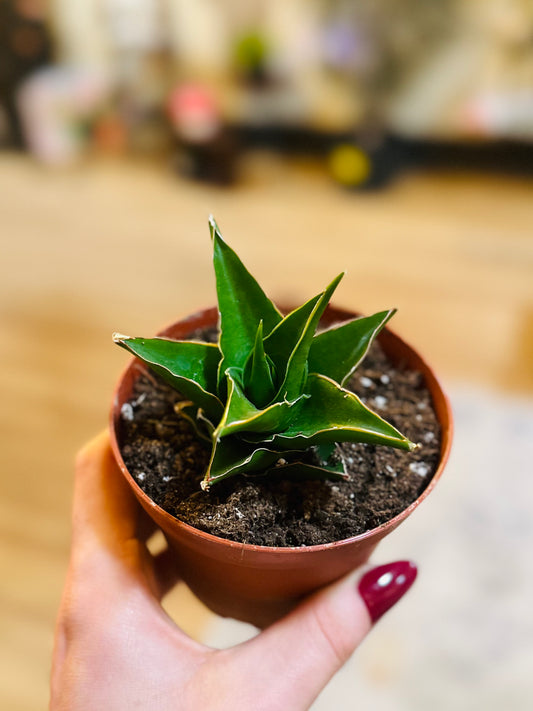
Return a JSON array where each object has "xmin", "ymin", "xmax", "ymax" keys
[{"xmin": 358, "ymin": 561, "xmax": 417, "ymax": 623}]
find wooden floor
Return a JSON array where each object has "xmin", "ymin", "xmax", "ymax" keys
[{"xmin": 0, "ymin": 153, "xmax": 532, "ymax": 710}]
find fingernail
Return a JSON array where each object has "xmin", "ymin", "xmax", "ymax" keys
[{"xmin": 358, "ymin": 560, "xmax": 417, "ymax": 623}]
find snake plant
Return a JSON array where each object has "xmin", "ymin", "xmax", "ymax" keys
[{"xmin": 114, "ymin": 217, "xmax": 416, "ymax": 490}]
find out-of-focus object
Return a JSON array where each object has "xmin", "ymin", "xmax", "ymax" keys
[
  {"xmin": 92, "ymin": 109, "xmax": 128, "ymax": 155},
  {"xmin": 233, "ymin": 31, "xmax": 270, "ymax": 86},
  {"xmin": 52, "ymin": 0, "xmax": 174, "ymax": 156},
  {"xmin": 45, "ymin": 0, "xmax": 533, "ymax": 183},
  {"xmin": 162, "ymin": 1, "xmax": 456, "ymax": 189},
  {"xmin": 0, "ymin": 0, "xmax": 52, "ymax": 147},
  {"xmin": 168, "ymin": 83, "xmax": 238, "ymax": 185},
  {"xmin": 102, "ymin": 0, "xmax": 173, "ymax": 155},
  {"xmin": 464, "ymin": 90, "xmax": 533, "ymax": 140},
  {"xmin": 328, "ymin": 143, "xmax": 371, "ymax": 187},
  {"xmin": 17, "ymin": 66, "xmax": 109, "ymax": 165},
  {"xmin": 103, "ymin": 0, "xmax": 168, "ymax": 52},
  {"xmin": 387, "ymin": 0, "xmax": 533, "ymax": 141},
  {"xmin": 314, "ymin": 0, "xmax": 533, "ymax": 187},
  {"xmin": 168, "ymin": 84, "xmax": 220, "ymax": 144}
]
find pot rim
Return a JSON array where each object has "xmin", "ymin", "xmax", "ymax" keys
[{"xmin": 110, "ymin": 304, "xmax": 453, "ymax": 554}]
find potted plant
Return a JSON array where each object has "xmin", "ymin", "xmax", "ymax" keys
[{"xmin": 110, "ymin": 217, "xmax": 452, "ymax": 627}]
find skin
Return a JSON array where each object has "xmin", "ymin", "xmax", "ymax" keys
[{"xmin": 50, "ymin": 432, "xmax": 376, "ymax": 711}]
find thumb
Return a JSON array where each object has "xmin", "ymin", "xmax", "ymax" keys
[{"xmin": 237, "ymin": 561, "xmax": 417, "ymax": 710}]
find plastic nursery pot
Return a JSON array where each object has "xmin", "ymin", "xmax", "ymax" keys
[{"xmin": 110, "ymin": 305, "xmax": 453, "ymax": 628}]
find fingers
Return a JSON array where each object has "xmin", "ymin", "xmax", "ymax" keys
[
  {"xmin": 72, "ymin": 431, "xmax": 139, "ymax": 551},
  {"xmin": 234, "ymin": 561, "xmax": 417, "ymax": 710},
  {"xmin": 71, "ymin": 431, "xmax": 159, "ymax": 597},
  {"xmin": 71, "ymin": 433, "xmax": 183, "ymax": 598}
]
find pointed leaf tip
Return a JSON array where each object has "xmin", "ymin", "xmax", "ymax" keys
[
  {"xmin": 114, "ymin": 336, "xmax": 223, "ymax": 422},
  {"xmin": 308, "ymin": 308, "xmax": 397, "ymax": 386},
  {"xmin": 112, "ymin": 332, "xmax": 131, "ymax": 343},
  {"xmin": 213, "ymin": 224, "xmax": 282, "ymax": 376},
  {"xmin": 247, "ymin": 373, "xmax": 414, "ymax": 452},
  {"xmin": 208, "ymin": 214, "xmax": 221, "ymax": 241}
]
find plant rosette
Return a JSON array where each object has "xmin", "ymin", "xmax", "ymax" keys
[{"xmin": 110, "ymin": 219, "xmax": 453, "ymax": 627}]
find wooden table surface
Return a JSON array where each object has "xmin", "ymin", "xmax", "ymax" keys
[{"xmin": 1, "ymin": 153, "xmax": 532, "ymax": 710}]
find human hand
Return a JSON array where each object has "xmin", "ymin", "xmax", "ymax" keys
[{"xmin": 50, "ymin": 432, "xmax": 417, "ymax": 711}]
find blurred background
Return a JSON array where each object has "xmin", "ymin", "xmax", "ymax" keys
[{"xmin": 1, "ymin": 1, "xmax": 532, "ymax": 709}]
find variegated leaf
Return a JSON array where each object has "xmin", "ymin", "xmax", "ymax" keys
[
  {"xmin": 202, "ymin": 436, "xmax": 297, "ymax": 489},
  {"xmin": 216, "ymin": 368, "xmax": 306, "ymax": 440},
  {"xmin": 210, "ymin": 216, "xmax": 282, "ymax": 386},
  {"xmin": 263, "ymin": 292, "xmax": 322, "ymax": 387},
  {"xmin": 113, "ymin": 334, "xmax": 223, "ymax": 421},
  {"xmin": 242, "ymin": 321, "xmax": 276, "ymax": 408},
  {"xmin": 244, "ymin": 373, "xmax": 416, "ymax": 451},
  {"xmin": 266, "ymin": 460, "xmax": 348, "ymax": 482},
  {"xmin": 308, "ymin": 309, "xmax": 396, "ymax": 385},
  {"xmin": 275, "ymin": 273, "xmax": 343, "ymax": 401},
  {"xmin": 174, "ymin": 401, "xmax": 212, "ymax": 442},
  {"xmin": 266, "ymin": 443, "xmax": 348, "ymax": 482}
]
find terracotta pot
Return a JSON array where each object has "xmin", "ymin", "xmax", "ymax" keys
[{"xmin": 110, "ymin": 305, "xmax": 453, "ymax": 628}]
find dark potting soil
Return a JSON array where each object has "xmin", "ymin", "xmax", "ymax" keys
[{"xmin": 119, "ymin": 331, "xmax": 441, "ymax": 547}]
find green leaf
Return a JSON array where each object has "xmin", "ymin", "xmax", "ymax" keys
[
  {"xmin": 113, "ymin": 335, "xmax": 224, "ymax": 421},
  {"xmin": 174, "ymin": 401, "xmax": 212, "ymax": 443},
  {"xmin": 308, "ymin": 309, "xmax": 396, "ymax": 385},
  {"xmin": 216, "ymin": 368, "xmax": 306, "ymax": 439},
  {"xmin": 197, "ymin": 408, "xmax": 216, "ymax": 437},
  {"xmin": 202, "ymin": 436, "xmax": 297, "ymax": 489},
  {"xmin": 266, "ymin": 460, "xmax": 348, "ymax": 483},
  {"xmin": 244, "ymin": 373, "xmax": 416, "ymax": 451},
  {"xmin": 209, "ymin": 216, "xmax": 282, "ymax": 384},
  {"xmin": 314, "ymin": 442, "xmax": 341, "ymax": 468},
  {"xmin": 266, "ymin": 443, "xmax": 348, "ymax": 482},
  {"xmin": 276, "ymin": 273, "xmax": 344, "ymax": 401},
  {"xmin": 114, "ymin": 219, "xmax": 419, "ymax": 492},
  {"xmin": 263, "ymin": 293, "xmax": 323, "ymax": 387},
  {"xmin": 242, "ymin": 321, "xmax": 276, "ymax": 408}
]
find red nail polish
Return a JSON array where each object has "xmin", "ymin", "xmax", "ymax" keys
[{"xmin": 358, "ymin": 561, "xmax": 417, "ymax": 623}]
